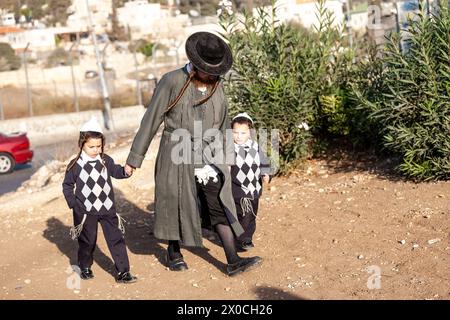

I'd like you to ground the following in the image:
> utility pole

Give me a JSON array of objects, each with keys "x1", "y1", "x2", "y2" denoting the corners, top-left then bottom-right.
[
  {"x1": 23, "y1": 43, "x2": 33, "y2": 117},
  {"x1": 69, "y1": 42, "x2": 80, "y2": 112},
  {"x1": 131, "y1": 42, "x2": 143, "y2": 106},
  {"x1": 127, "y1": 24, "x2": 142, "y2": 106},
  {"x1": 343, "y1": 0, "x2": 353, "y2": 53},
  {"x1": 132, "y1": 48, "x2": 142, "y2": 106},
  {"x1": 152, "y1": 42, "x2": 160, "y2": 76},
  {"x1": 86, "y1": 0, "x2": 114, "y2": 131},
  {"x1": 101, "y1": 42, "x2": 109, "y2": 68}
]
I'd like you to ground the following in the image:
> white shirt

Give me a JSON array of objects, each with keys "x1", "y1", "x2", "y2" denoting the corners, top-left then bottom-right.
[{"x1": 80, "y1": 151, "x2": 102, "y2": 164}]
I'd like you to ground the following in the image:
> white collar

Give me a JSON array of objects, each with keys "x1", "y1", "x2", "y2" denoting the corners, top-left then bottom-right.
[
  {"x1": 186, "y1": 62, "x2": 193, "y2": 73},
  {"x1": 80, "y1": 150, "x2": 101, "y2": 163},
  {"x1": 235, "y1": 139, "x2": 253, "y2": 149}
]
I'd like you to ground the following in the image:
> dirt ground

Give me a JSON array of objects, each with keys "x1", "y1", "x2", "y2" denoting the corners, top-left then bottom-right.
[{"x1": 0, "y1": 136, "x2": 449, "y2": 300}]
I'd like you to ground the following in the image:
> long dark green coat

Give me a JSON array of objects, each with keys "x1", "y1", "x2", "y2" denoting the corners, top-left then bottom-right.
[{"x1": 127, "y1": 66, "x2": 244, "y2": 247}]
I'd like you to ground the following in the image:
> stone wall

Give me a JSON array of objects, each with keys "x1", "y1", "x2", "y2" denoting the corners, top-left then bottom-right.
[{"x1": 0, "y1": 105, "x2": 146, "y2": 146}]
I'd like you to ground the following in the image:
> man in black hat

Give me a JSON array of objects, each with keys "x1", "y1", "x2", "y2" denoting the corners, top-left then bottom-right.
[{"x1": 125, "y1": 31, "x2": 262, "y2": 276}]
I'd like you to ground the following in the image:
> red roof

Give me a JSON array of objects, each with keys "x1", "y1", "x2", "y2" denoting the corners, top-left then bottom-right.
[{"x1": 0, "y1": 26, "x2": 24, "y2": 35}]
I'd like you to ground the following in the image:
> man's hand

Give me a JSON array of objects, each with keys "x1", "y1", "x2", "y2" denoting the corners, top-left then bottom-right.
[
  {"x1": 262, "y1": 174, "x2": 270, "y2": 184},
  {"x1": 125, "y1": 164, "x2": 135, "y2": 176}
]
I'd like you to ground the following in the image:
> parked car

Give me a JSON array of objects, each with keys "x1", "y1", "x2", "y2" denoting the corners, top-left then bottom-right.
[
  {"x1": 0, "y1": 132, "x2": 34, "y2": 174},
  {"x1": 84, "y1": 70, "x2": 98, "y2": 79}
]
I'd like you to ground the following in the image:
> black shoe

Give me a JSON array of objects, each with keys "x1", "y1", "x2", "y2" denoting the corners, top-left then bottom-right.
[
  {"x1": 116, "y1": 271, "x2": 137, "y2": 283},
  {"x1": 166, "y1": 253, "x2": 188, "y2": 271},
  {"x1": 80, "y1": 268, "x2": 94, "y2": 280},
  {"x1": 227, "y1": 256, "x2": 262, "y2": 276},
  {"x1": 236, "y1": 241, "x2": 255, "y2": 252}
]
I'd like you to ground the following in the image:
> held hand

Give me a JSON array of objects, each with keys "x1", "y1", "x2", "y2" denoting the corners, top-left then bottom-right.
[
  {"x1": 125, "y1": 164, "x2": 135, "y2": 176},
  {"x1": 262, "y1": 175, "x2": 270, "y2": 184}
]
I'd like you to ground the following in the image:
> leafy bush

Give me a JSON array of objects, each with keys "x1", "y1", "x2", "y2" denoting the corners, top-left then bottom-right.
[
  {"x1": 221, "y1": 0, "x2": 352, "y2": 173},
  {"x1": 346, "y1": 42, "x2": 386, "y2": 148},
  {"x1": 352, "y1": 1, "x2": 450, "y2": 180},
  {"x1": 45, "y1": 48, "x2": 70, "y2": 68},
  {"x1": 129, "y1": 39, "x2": 156, "y2": 59},
  {"x1": 0, "y1": 42, "x2": 21, "y2": 71}
]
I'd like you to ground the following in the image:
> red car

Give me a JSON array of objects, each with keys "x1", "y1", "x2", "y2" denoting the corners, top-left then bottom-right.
[{"x1": 0, "y1": 132, "x2": 34, "y2": 174}]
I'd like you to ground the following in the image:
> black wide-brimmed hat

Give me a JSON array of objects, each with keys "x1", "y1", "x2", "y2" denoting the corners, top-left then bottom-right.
[{"x1": 185, "y1": 31, "x2": 233, "y2": 76}]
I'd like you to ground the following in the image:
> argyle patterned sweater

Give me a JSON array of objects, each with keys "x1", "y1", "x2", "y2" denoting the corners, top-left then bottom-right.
[
  {"x1": 62, "y1": 153, "x2": 129, "y2": 215},
  {"x1": 231, "y1": 140, "x2": 272, "y2": 200}
]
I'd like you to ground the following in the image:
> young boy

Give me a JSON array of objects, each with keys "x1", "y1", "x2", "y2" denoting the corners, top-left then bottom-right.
[
  {"x1": 62, "y1": 117, "x2": 137, "y2": 283},
  {"x1": 231, "y1": 112, "x2": 272, "y2": 251}
]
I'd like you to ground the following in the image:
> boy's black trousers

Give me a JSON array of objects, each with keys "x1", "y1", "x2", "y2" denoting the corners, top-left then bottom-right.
[
  {"x1": 234, "y1": 197, "x2": 259, "y2": 244},
  {"x1": 74, "y1": 211, "x2": 130, "y2": 273}
]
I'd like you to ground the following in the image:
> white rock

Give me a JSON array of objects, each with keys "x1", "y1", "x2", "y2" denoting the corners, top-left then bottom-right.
[
  {"x1": 357, "y1": 255, "x2": 364, "y2": 260},
  {"x1": 50, "y1": 172, "x2": 63, "y2": 183},
  {"x1": 427, "y1": 238, "x2": 441, "y2": 245},
  {"x1": 24, "y1": 279, "x2": 31, "y2": 284},
  {"x1": 399, "y1": 240, "x2": 406, "y2": 245}
]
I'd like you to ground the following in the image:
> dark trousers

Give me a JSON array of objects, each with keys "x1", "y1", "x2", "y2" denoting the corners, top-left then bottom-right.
[
  {"x1": 74, "y1": 212, "x2": 130, "y2": 273},
  {"x1": 234, "y1": 197, "x2": 259, "y2": 243}
]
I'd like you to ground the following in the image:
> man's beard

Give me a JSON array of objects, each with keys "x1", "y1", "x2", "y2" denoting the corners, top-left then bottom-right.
[{"x1": 192, "y1": 72, "x2": 218, "y2": 88}]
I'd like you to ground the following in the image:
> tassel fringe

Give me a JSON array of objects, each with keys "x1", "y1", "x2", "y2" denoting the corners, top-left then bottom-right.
[
  {"x1": 116, "y1": 213, "x2": 126, "y2": 234},
  {"x1": 70, "y1": 214, "x2": 87, "y2": 240},
  {"x1": 240, "y1": 196, "x2": 256, "y2": 218}
]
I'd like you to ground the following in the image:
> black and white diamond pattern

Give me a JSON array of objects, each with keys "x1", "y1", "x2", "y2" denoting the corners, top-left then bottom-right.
[
  {"x1": 234, "y1": 141, "x2": 261, "y2": 196},
  {"x1": 76, "y1": 158, "x2": 113, "y2": 212}
]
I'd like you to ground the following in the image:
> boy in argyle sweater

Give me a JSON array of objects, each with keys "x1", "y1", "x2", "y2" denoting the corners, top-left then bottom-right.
[
  {"x1": 62, "y1": 117, "x2": 137, "y2": 283},
  {"x1": 230, "y1": 113, "x2": 272, "y2": 251}
]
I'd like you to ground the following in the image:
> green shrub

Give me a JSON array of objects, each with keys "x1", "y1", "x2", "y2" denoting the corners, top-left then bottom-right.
[
  {"x1": 221, "y1": 0, "x2": 352, "y2": 173},
  {"x1": 129, "y1": 39, "x2": 156, "y2": 59},
  {"x1": 0, "y1": 42, "x2": 21, "y2": 71},
  {"x1": 45, "y1": 48, "x2": 70, "y2": 68},
  {"x1": 352, "y1": 1, "x2": 450, "y2": 180}
]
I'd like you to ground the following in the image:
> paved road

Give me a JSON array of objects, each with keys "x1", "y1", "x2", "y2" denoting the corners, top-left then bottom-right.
[{"x1": 0, "y1": 129, "x2": 135, "y2": 196}]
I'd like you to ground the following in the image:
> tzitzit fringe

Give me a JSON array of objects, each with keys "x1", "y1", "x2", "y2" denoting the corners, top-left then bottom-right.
[
  {"x1": 70, "y1": 214, "x2": 87, "y2": 240},
  {"x1": 240, "y1": 195, "x2": 256, "y2": 218},
  {"x1": 116, "y1": 213, "x2": 126, "y2": 234}
]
